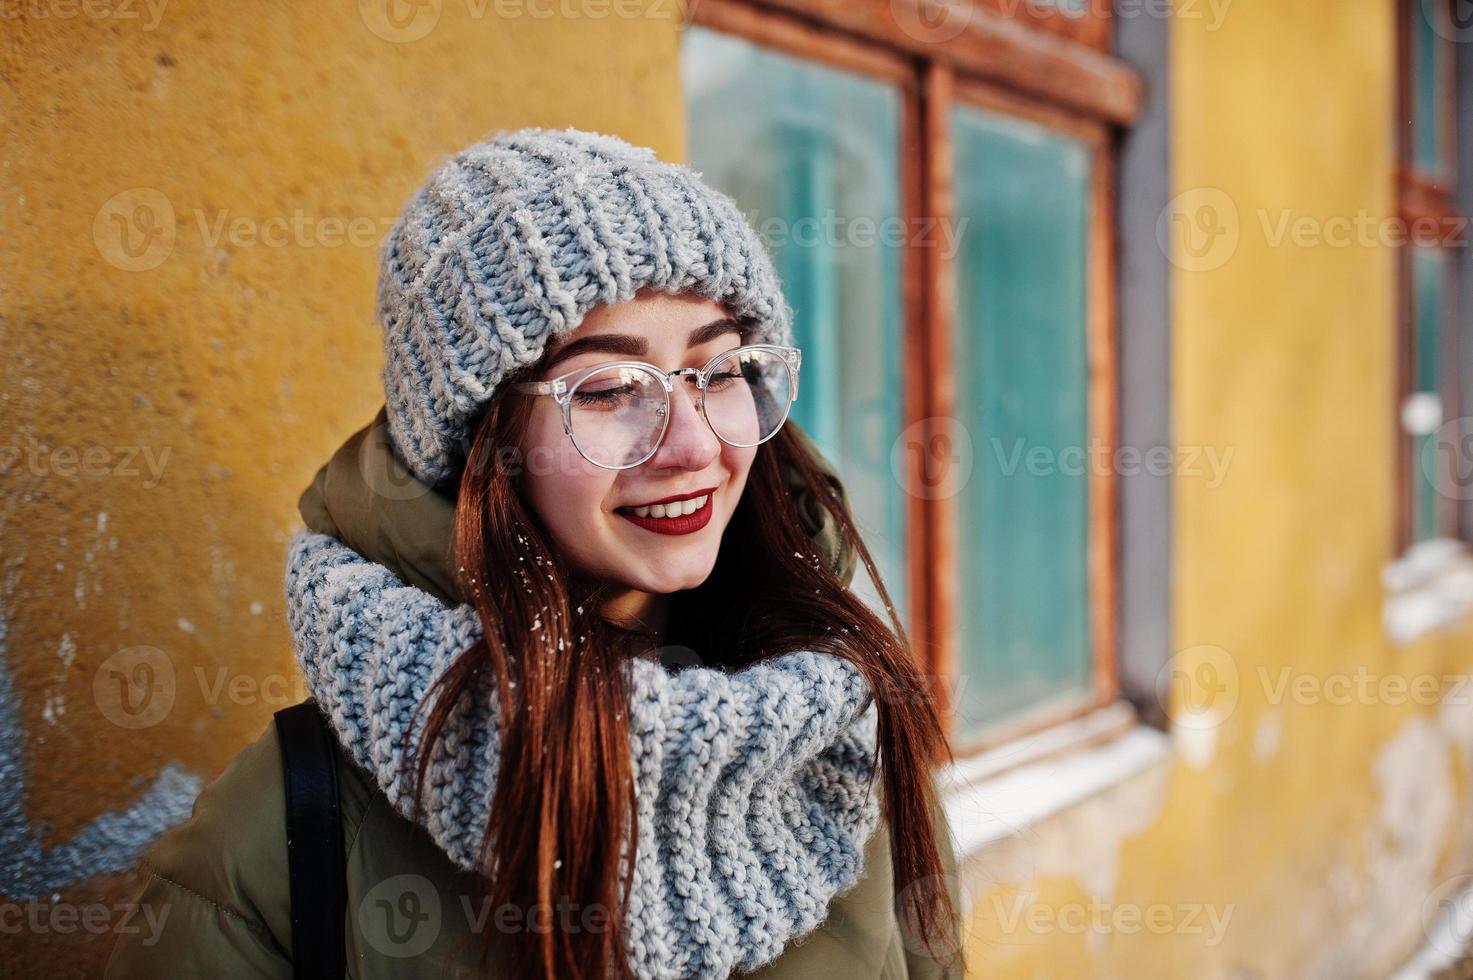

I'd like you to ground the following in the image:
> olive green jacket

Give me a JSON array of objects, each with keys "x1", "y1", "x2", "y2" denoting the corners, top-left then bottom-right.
[{"x1": 105, "y1": 410, "x2": 963, "y2": 979}]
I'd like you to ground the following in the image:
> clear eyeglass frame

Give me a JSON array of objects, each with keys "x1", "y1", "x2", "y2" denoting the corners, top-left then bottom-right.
[{"x1": 510, "y1": 343, "x2": 803, "y2": 470}]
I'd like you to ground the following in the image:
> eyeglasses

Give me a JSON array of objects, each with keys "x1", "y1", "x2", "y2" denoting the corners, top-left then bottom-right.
[{"x1": 510, "y1": 343, "x2": 802, "y2": 470}]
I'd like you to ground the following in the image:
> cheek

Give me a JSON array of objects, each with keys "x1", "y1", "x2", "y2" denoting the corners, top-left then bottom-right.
[
  {"x1": 519, "y1": 409, "x2": 614, "y2": 536},
  {"x1": 719, "y1": 445, "x2": 758, "y2": 503}
]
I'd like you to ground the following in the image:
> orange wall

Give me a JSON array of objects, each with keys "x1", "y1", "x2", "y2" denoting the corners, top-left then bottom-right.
[
  {"x1": 0, "y1": 4, "x2": 686, "y2": 975},
  {"x1": 5, "y1": 1, "x2": 1472, "y2": 978}
]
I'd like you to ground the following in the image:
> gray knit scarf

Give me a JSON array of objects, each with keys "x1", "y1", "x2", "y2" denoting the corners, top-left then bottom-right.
[{"x1": 283, "y1": 526, "x2": 883, "y2": 978}]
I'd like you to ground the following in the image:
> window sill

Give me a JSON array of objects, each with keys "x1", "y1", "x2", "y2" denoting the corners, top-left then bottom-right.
[
  {"x1": 1382, "y1": 538, "x2": 1473, "y2": 645},
  {"x1": 937, "y1": 700, "x2": 1172, "y2": 863}
]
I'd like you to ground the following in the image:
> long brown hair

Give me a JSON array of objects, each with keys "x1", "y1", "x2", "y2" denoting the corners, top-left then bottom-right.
[{"x1": 410, "y1": 328, "x2": 965, "y2": 979}]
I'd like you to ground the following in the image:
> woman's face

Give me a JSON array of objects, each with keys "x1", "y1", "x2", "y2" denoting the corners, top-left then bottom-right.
[{"x1": 517, "y1": 288, "x2": 757, "y2": 599}]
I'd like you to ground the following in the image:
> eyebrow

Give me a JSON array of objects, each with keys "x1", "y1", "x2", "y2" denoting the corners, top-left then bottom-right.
[{"x1": 542, "y1": 317, "x2": 747, "y2": 375}]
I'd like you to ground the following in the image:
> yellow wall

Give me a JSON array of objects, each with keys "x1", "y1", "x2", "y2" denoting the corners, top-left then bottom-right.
[
  {"x1": 0, "y1": 4, "x2": 685, "y2": 975},
  {"x1": 5, "y1": 1, "x2": 1471, "y2": 978},
  {"x1": 961, "y1": 0, "x2": 1473, "y2": 976}
]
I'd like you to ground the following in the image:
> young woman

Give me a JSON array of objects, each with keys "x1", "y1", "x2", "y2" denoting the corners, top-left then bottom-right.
[{"x1": 106, "y1": 127, "x2": 966, "y2": 979}]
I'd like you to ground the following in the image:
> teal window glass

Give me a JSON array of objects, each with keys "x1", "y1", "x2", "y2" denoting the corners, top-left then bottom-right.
[
  {"x1": 1411, "y1": 246, "x2": 1450, "y2": 542},
  {"x1": 951, "y1": 104, "x2": 1094, "y2": 735},
  {"x1": 1411, "y1": 0, "x2": 1448, "y2": 176},
  {"x1": 681, "y1": 27, "x2": 908, "y2": 624}
]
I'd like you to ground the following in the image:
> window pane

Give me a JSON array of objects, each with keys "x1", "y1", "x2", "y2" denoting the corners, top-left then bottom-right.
[
  {"x1": 1411, "y1": 246, "x2": 1449, "y2": 542},
  {"x1": 952, "y1": 105, "x2": 1093, "y2": 734},
  {"x1": 1412, "y1": 0, "x2": 1448, "y2": 175},
  {"x1": 682, "y1": 27, "x2": 908, "y2": 625}
]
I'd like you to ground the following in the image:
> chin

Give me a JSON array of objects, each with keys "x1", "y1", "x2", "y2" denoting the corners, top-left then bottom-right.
[{"x1": 627, "y1": 553, "x2": 718, "y2": 594}]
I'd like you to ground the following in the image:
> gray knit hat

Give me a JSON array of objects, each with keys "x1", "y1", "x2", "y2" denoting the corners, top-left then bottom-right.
[{"x1": 376, "y1": 125, "x2": 796, "y2": 487}]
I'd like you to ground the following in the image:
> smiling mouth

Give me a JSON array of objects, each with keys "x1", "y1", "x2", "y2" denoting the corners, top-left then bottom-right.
[
  {"x1": 614, "y1": 487, "x2": 718, "y2": 536},
  {"x1": 616, "y1": 493, "x2": 711, "y2": 519}
]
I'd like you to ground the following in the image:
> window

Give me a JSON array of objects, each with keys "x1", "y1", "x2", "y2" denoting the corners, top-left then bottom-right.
[
  {"x1": 950, "y1": 98, "x2": 1109, "y2": 737},
  {"x1": 682, "y1": 27, "x2": 910, "y2": 626},
  {"x1": 1396, "y1": 0, "x2": 1464, "y2": 547},
  {"x1": 680, "y1": 0, "x2": 1139, "y2": 751}
]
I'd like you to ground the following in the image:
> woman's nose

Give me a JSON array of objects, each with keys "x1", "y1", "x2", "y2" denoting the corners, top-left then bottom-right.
[{"x1": 647, "y1": 378, "x2": 720, "y2": 470}]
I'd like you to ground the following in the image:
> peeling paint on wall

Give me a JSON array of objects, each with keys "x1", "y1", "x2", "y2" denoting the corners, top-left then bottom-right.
[
  {"x1": 1371, "y1": 717, "x2": 1455, "y2": 908},
  {"x1": 0, "y1": 607, "x2": 201, "y2": 902},
  {"x1": 1439, "y1": 695, "x2": 1473, "y2": 870},
  {"x1": 1174, "y1": 719, "x2": 1221, "y2": 770},
  {"x1": 1026, "y1": 756, "x2": 1175, "y2": 899},
  {"x1": 962, "y1": 747, "x2": 1174, "y2": 916},
  {"x1": 1309, "y1": 716, "x2": 1457, "y2": 978}
]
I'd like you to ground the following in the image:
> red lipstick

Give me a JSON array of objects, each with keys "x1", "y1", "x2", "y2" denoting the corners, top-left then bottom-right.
[{"x1": 615, "y1": 487, "x2": 717, "y2": 536}]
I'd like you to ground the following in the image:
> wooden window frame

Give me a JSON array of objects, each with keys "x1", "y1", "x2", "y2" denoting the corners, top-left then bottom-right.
[
  {"x1": 684, "y1": 0, "x2": 1141, "y2": 756},
  {"x1": 1394, "y1": 0, "x2": 1465, "y2": 551},
  {"x1": 975, "y1": 0, "x2": 1115, "y2": 51}
]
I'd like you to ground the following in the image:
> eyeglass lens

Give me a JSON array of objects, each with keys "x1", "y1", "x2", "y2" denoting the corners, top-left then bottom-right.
[{"x1": 566, "y1": 348, "x2": 794, "y2": 468}]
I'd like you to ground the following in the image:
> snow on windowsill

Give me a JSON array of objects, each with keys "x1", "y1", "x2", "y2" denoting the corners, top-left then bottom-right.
[{"x1": 936, "y1": 701, "x2": 1172, "y2": 862}]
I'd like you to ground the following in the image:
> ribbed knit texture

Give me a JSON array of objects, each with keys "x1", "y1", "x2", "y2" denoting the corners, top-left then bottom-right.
[
  {"x1": 284, "y1": 528, "x2": 883, "y2": 979},
  {"x1": 377, "y1": 126, "x2": 796, "y2": 487}
]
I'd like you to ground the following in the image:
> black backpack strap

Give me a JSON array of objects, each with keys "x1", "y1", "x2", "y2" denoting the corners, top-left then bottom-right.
[{"x1": 274, "y1": 699, "x2": 347, "y2": 979}]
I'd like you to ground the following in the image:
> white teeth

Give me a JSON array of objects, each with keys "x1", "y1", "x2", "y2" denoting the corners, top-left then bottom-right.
[{"x1": 630, "y1": 494, "x2": 708, "y2": 519}]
